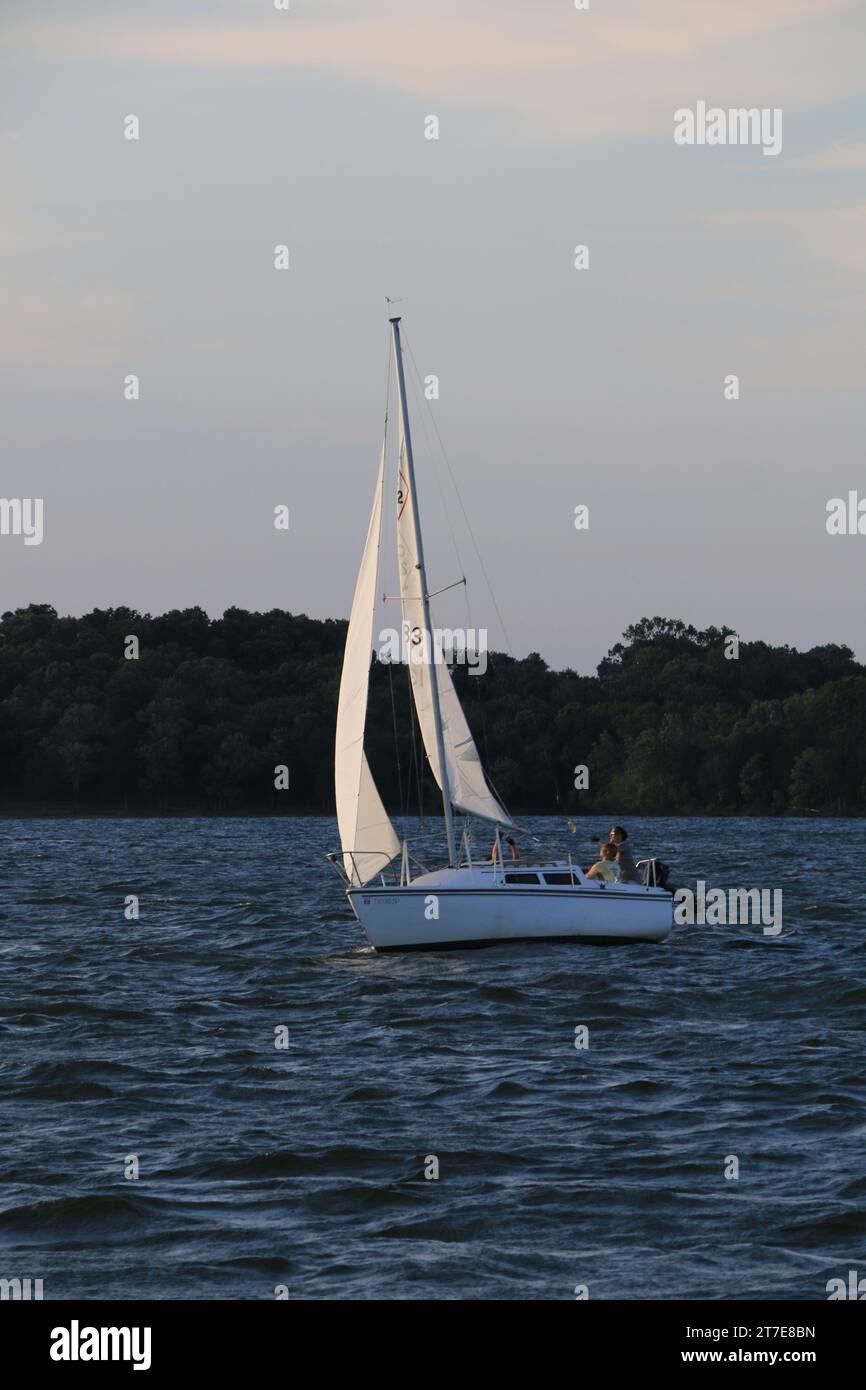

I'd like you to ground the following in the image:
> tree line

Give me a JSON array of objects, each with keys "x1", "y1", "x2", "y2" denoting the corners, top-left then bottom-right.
[{"x1": 1, "y1": 605, "x2": 864, "y2": 816}]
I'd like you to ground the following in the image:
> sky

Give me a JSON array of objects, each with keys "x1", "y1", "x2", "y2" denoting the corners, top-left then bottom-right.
[{"x1": 2, "y1": 0, "x2": 865, "y2": 673}]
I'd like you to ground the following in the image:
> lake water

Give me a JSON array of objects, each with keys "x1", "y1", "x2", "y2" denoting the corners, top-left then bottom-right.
[{"x1": 1, "y1": 814, "x2": 863, "y2": 1300}]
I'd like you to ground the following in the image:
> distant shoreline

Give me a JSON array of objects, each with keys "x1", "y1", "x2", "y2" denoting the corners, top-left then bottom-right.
[{"x1": 3, "y1": 608, "x2": 865, "y2": 818}]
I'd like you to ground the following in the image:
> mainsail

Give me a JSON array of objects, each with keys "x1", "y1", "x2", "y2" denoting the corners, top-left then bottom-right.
[
  {"x1": 395, "y1": 418, "x2": 514, "y2": 829},
  {"x1": 335, "y1": 444, "x2": 401, "y2": 886}
]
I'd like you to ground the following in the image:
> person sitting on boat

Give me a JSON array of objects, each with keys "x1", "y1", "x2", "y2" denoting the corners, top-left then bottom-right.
[
  {"x1": 610, "y1": 825, "x2": 636, "y2": 884},
  {"x1": 587, "y1": 842, "x2": 619, "y2": 883},
  {"x1": 490, "y1": 833, "x2": 520, "y2": 862}
]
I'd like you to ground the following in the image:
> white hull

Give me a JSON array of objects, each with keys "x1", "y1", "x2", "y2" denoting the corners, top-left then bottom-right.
[{"x1": 348, "y1": 868, "x2": 673, "y2": 951}]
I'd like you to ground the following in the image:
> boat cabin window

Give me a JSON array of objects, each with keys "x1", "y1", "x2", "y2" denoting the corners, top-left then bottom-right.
[
  {"x1": 543, "y1": 872, "x2": 577, "y2": 886},
  {"x1": 505, "y1": 872, "x2": 541, "y2": 885}
]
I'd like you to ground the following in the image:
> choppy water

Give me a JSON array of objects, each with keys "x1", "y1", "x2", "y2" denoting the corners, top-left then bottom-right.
[{"x1": 1, "y1": 815, "x2": 864, "y2": 1301}]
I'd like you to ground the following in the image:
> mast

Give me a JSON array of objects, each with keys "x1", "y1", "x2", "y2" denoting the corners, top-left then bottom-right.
[{"x1": 390, "y1": 316, "x2": 458, "y2": 869}]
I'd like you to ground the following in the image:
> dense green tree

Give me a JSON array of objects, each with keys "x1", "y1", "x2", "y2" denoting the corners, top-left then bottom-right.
[{"x1": 1, "y1": 604, "x2": 864, "y2": 815}]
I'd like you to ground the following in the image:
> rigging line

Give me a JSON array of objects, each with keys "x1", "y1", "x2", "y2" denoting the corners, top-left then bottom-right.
[
  {"x1": 403, "y1": 331, "x2": 514, "y2": 827},
  {"x1": 405, "y1": 672, "x2": 417, "y2": 822},
  {"x1": 402, "y1": 330, "x2": 514, "y2": 658},
  {"x1": 398, "y1": 337, "x2": 476, "y2": 644},
  {"x1": 461, "y1": 645, "x2": 516, "y2": 826},
  {"x1": 398, "y1": 342, "x2": 462, "y2": 828},
  {"x1": 400, "y1": 331, "x2": 489, "y2": 718},
  {"x1": 386, "y1": 657, "x2": 407, "y2": 821},
  {"x1": 401, "y1": 339, "x2": 479, "y2": 700},
  {"x1": 409, "y1": 665, "x2": 425, "y2": 821},
  {"x1": 472, "y1": 645, "x2": 493, "y2": 770},
  {"x1": 401, "y1": 340, "x2": 466, "y2": 594}
]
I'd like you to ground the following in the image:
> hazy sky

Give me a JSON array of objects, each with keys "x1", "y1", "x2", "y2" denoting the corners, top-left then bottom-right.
[{"x1": 2, "y1": 0, "x2": 865, "y2": 672}]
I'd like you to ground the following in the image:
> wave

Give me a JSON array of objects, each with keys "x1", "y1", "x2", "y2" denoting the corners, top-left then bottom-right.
[{"x1": 0, "y1": 1192, "x2": 167, "y2": 1233}]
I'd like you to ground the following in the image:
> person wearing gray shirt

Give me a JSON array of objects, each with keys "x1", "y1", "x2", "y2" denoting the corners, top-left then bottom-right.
[{"x1": 610, "y1": 825, "x2": 637, "y2": 884}]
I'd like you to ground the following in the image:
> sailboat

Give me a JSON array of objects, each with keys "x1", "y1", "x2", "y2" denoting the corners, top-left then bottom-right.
[{"x1": 328, "y1": 317, "x2": 673, "y2": 951}]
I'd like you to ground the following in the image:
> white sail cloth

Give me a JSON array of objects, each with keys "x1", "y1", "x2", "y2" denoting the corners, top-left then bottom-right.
[
  {"x1": 335, "y1": 445, "x2": 401, "y2": 886},
  {"x1": 396, "y1": 422, "x2": 514, "y2": 828}
]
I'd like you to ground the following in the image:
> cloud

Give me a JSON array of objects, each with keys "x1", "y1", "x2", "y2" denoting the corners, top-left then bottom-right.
[
  {"x1": 793, "y1": 141, "x2": 866, "y2": 170},
  {"x1": 673, "y1": 201, "x2": 866, "y2": 307},
  {"x1": 0, "y1": 223, "x2": 49, "y2": 253},
  {"x1": 3, "y1": 0, "x2": 865, "y2": 143},
  {"x1": 801, "y1": 203, "x2": 866, "y2": 276},
  {"x1": 0, "y1": 291, "x2": 132, "y2": 367},
  {"x1": 679, "y1": 200, "x2": 866, "y2": 280}
]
